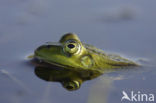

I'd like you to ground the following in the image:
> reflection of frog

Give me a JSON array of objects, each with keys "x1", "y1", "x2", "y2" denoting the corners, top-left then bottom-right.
[
  {"x1": 32, "y1": 33, "x2": 138, "y2": 91},
  {"x1": 34, "y1": 64, "x2": 102, "y2": 91}
]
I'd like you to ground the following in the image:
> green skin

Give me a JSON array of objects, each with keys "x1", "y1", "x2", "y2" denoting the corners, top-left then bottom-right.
[
  {"x1": 33, "y1": 33, "x2": 138, "y2": 91},
  {"x1": 34, "y1": 33, "x2": 138, "y2": 73}
]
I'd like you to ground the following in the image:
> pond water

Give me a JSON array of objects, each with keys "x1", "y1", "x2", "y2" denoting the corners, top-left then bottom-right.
[{"x1": 0, "y1": 0, "x2": 156, "y2": 103}]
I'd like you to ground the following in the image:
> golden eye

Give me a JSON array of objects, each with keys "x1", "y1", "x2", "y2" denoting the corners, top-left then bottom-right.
[
  {"x1": 62, "y1": 81, "x2": 81, "y2": 91},
  {"x1": 63, "y1": 40, "x2": 81, "y2": 54}
]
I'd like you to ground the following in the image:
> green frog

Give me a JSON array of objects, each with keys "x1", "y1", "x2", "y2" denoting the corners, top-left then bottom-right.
[
  {"x1": 32, "y1": 33, "x2": 138, "y2": 91},
  {"x1": 34, "y1": 33, "x2": 138, "y2": 71}
]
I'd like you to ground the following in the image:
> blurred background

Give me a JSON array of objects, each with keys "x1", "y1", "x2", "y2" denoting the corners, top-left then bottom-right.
[{"x1": 0, "y1": 0, "x2": 156, "y2": 103}]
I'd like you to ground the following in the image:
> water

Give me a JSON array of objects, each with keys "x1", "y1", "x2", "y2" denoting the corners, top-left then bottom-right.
[{"x1": 0, "y1": 0, "x2": 156, "y2": 103}]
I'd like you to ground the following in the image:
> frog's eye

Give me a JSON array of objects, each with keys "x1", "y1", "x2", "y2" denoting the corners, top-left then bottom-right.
[
  {"x1": 63, "y1": 40, "x2": 81, "y2": 54},
  {"x1": 62, "y1": 80, "x2": 81, "y2": 91}
]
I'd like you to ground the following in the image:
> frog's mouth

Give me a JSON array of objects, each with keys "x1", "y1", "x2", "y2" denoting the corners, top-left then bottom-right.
[{"x1": 34, "y1": 56, "x2": 78, "y2": 70}]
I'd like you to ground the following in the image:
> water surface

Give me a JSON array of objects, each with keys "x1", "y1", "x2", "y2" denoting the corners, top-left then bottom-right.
[{"x1": 0, "y1": 0, "x2": 156, "y2": 103}]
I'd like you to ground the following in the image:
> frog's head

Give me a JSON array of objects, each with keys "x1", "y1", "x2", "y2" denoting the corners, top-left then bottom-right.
[{"x1": 34, "y1": 33, "x2": 93, "y2": 69}]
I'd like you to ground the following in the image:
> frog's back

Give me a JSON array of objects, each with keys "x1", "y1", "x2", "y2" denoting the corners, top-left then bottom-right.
[
  {"x1": 83, "y1": 43, "x2": 106, "y2": 56},
  {"x1": 83, "y1": 43, "x2": 138, "y2": 69}
]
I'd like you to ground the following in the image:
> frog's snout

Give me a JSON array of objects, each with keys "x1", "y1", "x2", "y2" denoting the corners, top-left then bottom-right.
[
  {"x1": 35, "y1": 45, "x2": 49, "y2": 53},
  {"x1": 35, "y1": 45, "x2": 41, "y2": 50},
  {"x1": 36, "y1": 45, "x2": 50, "y2": 51}
]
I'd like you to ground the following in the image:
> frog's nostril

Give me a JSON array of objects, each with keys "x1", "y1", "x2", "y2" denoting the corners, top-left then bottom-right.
[{"x1": 68, "y1": 44, "x2": 75, "y2": 48}]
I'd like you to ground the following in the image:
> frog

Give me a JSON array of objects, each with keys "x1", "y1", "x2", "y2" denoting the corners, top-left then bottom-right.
[
  {"x1": 32, "y1": 33, "x2": 139, "y2": 91},
  {"x1": 34, "y1": 33, "x2": 138, "y2": 72}
]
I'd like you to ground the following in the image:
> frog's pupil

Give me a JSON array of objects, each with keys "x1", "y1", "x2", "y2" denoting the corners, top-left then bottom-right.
[
  {"x1": 66, "y1": 85, "x2": 73, "y2": 89},
  {"x1": 68, "y1": 44, "x2": 75, "y2": 49}
]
